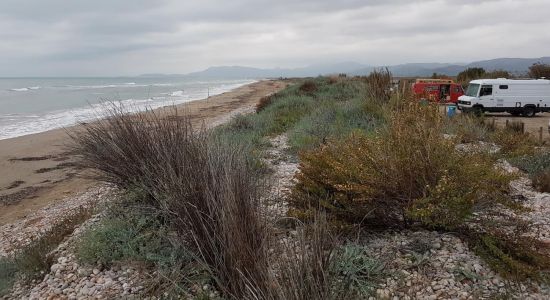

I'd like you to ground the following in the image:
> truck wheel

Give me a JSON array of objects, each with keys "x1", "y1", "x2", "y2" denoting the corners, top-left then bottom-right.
[{"x1": 522, "y1": 106, "x2": 536, "y2": 117}]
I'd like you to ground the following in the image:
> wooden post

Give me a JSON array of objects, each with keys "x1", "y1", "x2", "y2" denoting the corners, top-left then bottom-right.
[
  {"x1": 506, "y1": 119, "x2": 509, "y2": 128},
  {"x1": 492, "y1": 118, "x2": 496, "y2": 128},
  {"x1": 540, "y1": 126, "x2": 544, "y2": 144},
  {"x1": 521, "y1": 122, "x2": 525, "y2": 134}
]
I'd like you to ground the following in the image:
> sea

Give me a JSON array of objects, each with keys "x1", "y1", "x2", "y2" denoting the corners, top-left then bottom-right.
[{"x1": 0, "y1": 77, "x2": 257, "y2": 140}]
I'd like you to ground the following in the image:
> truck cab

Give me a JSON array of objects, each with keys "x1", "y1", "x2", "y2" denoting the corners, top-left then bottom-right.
[{"x1": 457, "y1": 78, "x2": 550, "y2": 117}]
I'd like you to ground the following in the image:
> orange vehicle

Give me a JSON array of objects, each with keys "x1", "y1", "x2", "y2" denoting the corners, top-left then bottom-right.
[{"x1": 411, "y1": 79, "x2": 464, "y2": 103}]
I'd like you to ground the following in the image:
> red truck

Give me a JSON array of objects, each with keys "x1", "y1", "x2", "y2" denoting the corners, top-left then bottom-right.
[{"x1": 412, "y1": 79, "x2": 464, "y2": 103}]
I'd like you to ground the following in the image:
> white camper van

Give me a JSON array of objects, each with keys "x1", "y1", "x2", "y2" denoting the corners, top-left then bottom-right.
[{"x1": 457, "y1": 79, "x2": 550, "y2": 117}]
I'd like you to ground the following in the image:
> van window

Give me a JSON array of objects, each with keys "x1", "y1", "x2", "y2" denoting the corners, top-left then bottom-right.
[
  {"x1": 499, "y1": 85, "x2": 508, "y2": 89},
  {"x1": 480, "y1": 85, "x2": 493, "y2": 97},
  {"x1": 424, "y1": 85, "x2": 438, "y2": 92},
  {"x1": 465, "y1": 84, "x2": 480, "y2": 97}
]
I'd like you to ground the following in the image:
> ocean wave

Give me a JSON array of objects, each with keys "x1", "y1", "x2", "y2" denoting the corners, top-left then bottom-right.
[
  {"x1": 62, "y1": 83, "x2": 148, "y2": 90},
  {"x1": 170, "y1": 90, "x2": 184, "y2": 97},
  {"x1": 0, "y1": 79, "x2": 257, "y2": 140},
  {"x1": 9, "y1": 86, "x2": 41, "y2": 92}
]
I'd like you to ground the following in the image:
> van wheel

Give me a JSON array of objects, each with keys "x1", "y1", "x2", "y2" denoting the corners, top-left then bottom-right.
[
  {"x1": 522, "y1": 106, "x2": 536, "y2": 117},
  {"x1": 472, "y1": 106, "x2": 484, "y2": 116}
]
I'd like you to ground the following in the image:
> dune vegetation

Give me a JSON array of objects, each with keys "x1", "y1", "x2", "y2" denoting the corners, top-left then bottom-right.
[{"x1": 3, "y1": 73, "x2": 550, "y2": 299}]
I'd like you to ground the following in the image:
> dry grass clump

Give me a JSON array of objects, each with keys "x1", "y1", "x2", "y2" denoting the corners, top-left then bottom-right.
[
  {"x1": 299, "y1": 80, "x2": 318, "y2": 94},
  {"x1": 71, "y1": 106, "x2": 272, "y2": 298},
  {"x1": 532, "y1": 170, "x2": 550, "y2": 193},
  {"x1": 256, "y1": 94, "x2": 276, "y2": 113},
  {"x1": 364, "y1": 68, "x2": 392, "y2": 103},
  {"x1": 444, "y1": 114, "x2": 495, "y2": 143},
  {"x1": 70, "y1": 106, "x2": 199, "y2": 206}
]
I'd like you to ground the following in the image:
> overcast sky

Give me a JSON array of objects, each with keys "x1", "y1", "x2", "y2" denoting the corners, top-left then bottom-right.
[{"x1": 0, "y1": 0, "x2": 549, "y2": 76}]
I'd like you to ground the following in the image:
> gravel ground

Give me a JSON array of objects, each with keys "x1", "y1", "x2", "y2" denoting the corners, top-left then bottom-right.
[
  {"x1": 363, "y1": 230, "x2": 549, "y2": 300},
  {"x1": 264, "y1": 138, "x2": 550, "y2": 299},
  {"x1": 0, "y1": 185, "x2": 112, "y2": 258},
  {"x1": 4, "y1": 136, "x2": 550, "y2": 299},
  {"x1": 262, "y1": 134, "x2": 298, "y2": 223},
  {"x1": 6, "y1": 213, "x2": 147, "y2": 300}
]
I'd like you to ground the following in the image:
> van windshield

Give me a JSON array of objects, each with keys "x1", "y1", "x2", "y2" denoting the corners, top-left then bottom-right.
[{"x1": 465, "y1": 84, "x2": 480, "y2": 97}]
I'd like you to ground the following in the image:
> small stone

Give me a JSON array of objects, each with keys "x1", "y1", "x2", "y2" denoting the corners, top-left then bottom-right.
[
  {"x1": 77, "y1": 268, "x2": 91, "y2": 277},
  {"x1": 80, "y1": 287, "x2": 89, "y2": 295},
  {"x1": 51, "y1": 264, "x2": 62, "y2": 272},
  {"x1": 93, "y1": 268, "x2": 100, "y2": 275},
  {"x1": 473, "y1": 264, "x2": 483, "y2": 272}
]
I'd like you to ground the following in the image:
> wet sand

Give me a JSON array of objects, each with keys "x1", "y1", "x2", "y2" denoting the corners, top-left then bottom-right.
[{"x1": 0, "y1": 80, "x2": 288, "y2": 225}]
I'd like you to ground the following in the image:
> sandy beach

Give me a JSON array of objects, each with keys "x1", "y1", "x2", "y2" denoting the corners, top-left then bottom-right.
[{"x1": 0, "y1": 79, "x2": 288, "y2": 225}]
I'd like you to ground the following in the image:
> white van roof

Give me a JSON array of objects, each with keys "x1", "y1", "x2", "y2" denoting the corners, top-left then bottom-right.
[{"x1": 470, "y1": 78, "x2": 550, "y2": 85}]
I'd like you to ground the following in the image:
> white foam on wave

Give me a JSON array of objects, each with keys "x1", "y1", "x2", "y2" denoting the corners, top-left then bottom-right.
[
  {"x1": 9, "y1": 86, "x2": 41, "y2": 92},
  {"x1": 170, "y1": 90, "x2": 184, "y2": 97},
  {"x1": 62, "y1": 82, "x2": 174, "y2": 90},
  {"x1": 0, "y1": 79, "x2": 257, "y2": 140}
]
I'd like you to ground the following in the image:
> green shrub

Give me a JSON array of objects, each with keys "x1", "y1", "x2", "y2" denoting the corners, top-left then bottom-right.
[
  {"x1": 0, "y1": 258, "x2": 17, "y2": 296},
  {"x1": 290, "y1": 98, "x2": 515, "y2": 229},
  {"x1": 489, "y1": 128, "x2": 536, "y2": 157},
  {"x1": 290, "y1": 99, "x2": 454, "y2": 226},
  {"x1": 288, "y1": 98, "x2": 379, "y2": 153},
  {"x1": 258, "y1": 95, "x2": 315, "y2": 135},
  {"x1": 509, "y1": 151, "x2": 550, "y2": 192},
  {"x1": 408, "y1": 154, "x2": 515, "y2": 229},
  {"x1": 444, "y1": 114, "x2": 495, "y2": 143},
  {"x1": 509, "y1": 151, "x2": 550, "y2": 176},
  {"x1": 470, "y1": 223, "x2": 550, "y2": 281},
  {"x1": 76, "y1": 210, "x2": 182, "y2": 267},
  {"x1": 330, "y1": 244, "x2": 386, "y2": 297}
]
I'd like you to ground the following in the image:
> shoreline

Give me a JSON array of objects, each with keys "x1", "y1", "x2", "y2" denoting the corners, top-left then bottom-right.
[
  {"x1": 0, "y1": 79, "x2": 258, "y2": 141},
  {"x1": 0, "y1": 79, "x2": 288, "y2": 225}
]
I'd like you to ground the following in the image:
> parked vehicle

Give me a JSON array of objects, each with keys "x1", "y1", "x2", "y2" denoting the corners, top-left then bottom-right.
[
  {"x1": 457, "y1": 78, "x2": 550, "y2": 117},
  {"x1": 411, "y1": 79, "x2": 464, "y2": 103}
]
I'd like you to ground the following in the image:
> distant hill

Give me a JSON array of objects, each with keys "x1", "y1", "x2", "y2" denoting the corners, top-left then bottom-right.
[
  {"x1": 142, "y1": 57, "x2": 550, "y2": 79},
  {"x1": 184, "y1": 62, "x2": 367, "y2": 79}
]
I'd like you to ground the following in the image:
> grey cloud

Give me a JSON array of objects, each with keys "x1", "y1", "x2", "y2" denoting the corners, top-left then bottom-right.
[{"x1": 0, "y1": 0, "x2": 548, "y2": 76}]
